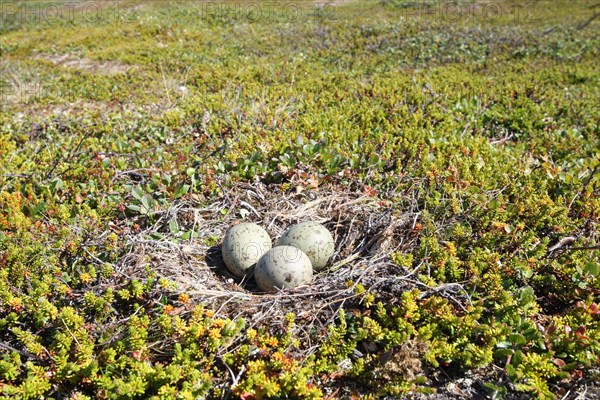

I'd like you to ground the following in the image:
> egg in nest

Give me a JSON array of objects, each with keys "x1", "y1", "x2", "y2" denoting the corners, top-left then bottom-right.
[
  {"x1": 276, "y1": 221, "x2": 334, "y2": 271},
  {"x1": 221, "y1": 223, "x2": 272, "y2": 278},
  {"x1": 254, "y1": 245, "x2": 313, "y2": 291}
]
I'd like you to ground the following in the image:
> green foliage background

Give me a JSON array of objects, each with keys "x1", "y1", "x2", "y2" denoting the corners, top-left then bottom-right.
[{"x1": 0, "y1": 0, "x2": 599, "y2": 398}]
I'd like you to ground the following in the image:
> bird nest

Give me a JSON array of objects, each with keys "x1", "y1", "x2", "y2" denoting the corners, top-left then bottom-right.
[{"x1": 114, "y1": 181, "x2": 432, "y2": 345}]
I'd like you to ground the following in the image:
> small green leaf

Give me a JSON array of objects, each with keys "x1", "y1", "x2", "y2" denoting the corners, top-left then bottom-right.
[
  {"x1": 495, "y1": 348, "x2": 513, "y2": 358},
  {"x1": 522, "y1": 267, "x2": 533, "y2": 279},
  {"x1": 169, "y1": 219, "x2": 179, "y2": 234},
  {"x1": 505, "y1": 363, "x2": 516, "y2": 379},
  {"x1": 49, "y1": 178, "x2": 64, "y2": 194},
  {"x1": 496, "y1": 341, "x2": 512, "y2": 349},
  {"x1": 584, "y1": 263, "x2": 599, "y2": 277},
  {"x1": 174, "y1": 183, "x2": 190, "y2": 199},
  {"x1": 181, "y1": 230, "x2": 198, "y2": 240},
  {"x1": 508, "y1": 333, "x2": 526, "y2": 346},
  {"x1": 519, "y1": 286, "x2": 536, "y2": 304},
  {"x1": 132, "y1": 185, "x2": 144, "y2": 201},
  {"x1": 126, "y1": 204, "x2": 141, "y2": 213},
  {"x1": 369, "y1": 153, "x2": 379, "y2": 166},
  {"x1": 141, "y1": 194, "x2": 153, "y2": 210},
  {"x1": 483, "y1": 382, "x2": 507, "y2": 397}
]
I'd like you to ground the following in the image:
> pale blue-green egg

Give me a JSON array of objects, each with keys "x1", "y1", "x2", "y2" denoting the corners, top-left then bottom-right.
[
  {"x1": 222, "y1": 223, "x2": 271, "y2": 278},
  {"x1": 255, "y1": 245, "x2": 313, "y2": 291},
  {"x1": 276, "y1": 221, "x2": 334, "y2": 271}
]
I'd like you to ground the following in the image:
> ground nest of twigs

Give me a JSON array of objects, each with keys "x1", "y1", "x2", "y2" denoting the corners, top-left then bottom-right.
[{"x1": 116, "y1": 181, "x2": 436, "y2": 343}]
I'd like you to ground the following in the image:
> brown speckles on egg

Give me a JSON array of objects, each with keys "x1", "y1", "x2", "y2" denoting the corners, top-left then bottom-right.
[
  {"x1": 255, "y1": 246, "x2": 313, "y2": 292},
  {"x1": 276, "y1": 221, "x2": 334, "y2": 271},
  {"x1": 222, "y1": 223, "x2": 272, "y2": 278}
]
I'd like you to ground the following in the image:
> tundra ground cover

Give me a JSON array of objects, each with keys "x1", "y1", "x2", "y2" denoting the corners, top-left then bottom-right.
[{"x1": 0, "y1": 1, "x2": 599, "y2": 398}]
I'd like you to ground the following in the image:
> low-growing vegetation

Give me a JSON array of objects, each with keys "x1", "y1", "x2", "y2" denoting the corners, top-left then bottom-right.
[{"x1": 0, "y1": 0, "x2": 599, "y2": 398}]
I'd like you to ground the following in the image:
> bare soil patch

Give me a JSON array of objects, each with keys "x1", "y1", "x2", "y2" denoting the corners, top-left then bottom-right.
[{"x1": 41, "y1": 52, "x2": 131, "y2": 75}]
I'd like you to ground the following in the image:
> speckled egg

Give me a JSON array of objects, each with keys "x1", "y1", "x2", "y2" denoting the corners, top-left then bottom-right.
[
  {"x1": 276, "y1": 221, "x2": 334, "y2": 271},
  {"x1": 222, "y1": 223, "x2": 272, "y2": 278},
  {"x1": 254, "y1": 246, "x2": 313, "y2": 292}
]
